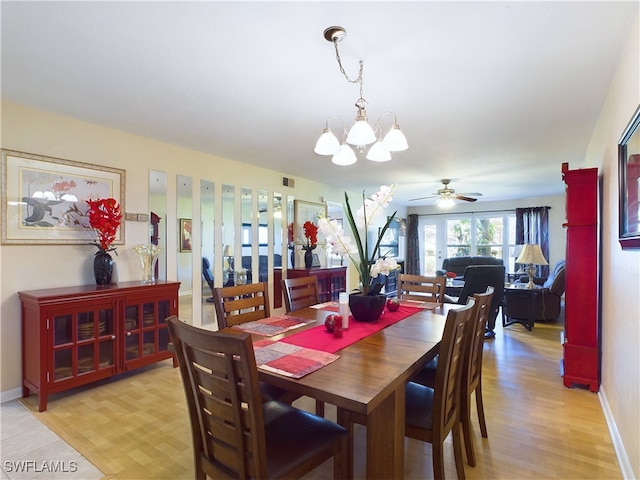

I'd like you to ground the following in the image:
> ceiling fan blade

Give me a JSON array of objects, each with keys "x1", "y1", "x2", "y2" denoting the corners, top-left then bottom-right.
[
  {"x1": 457, "y1": 192, "x2": 483, "y2": 197},
  {"x1": 455, "y1": 195, "x2": 478, "y2": 202},
  {"x1": 409, "y1": 195, "x2": 438, "y2": 202}
]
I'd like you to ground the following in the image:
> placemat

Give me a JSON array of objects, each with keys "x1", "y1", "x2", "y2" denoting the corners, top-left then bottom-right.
[
  {"x1": 253, "y1": 338, "x2": 340, "y2": 378},
  {"x1": 231, "y1": 315, "x2": 312, "y2": 337},
  {"x1": 310, "y1": 301, "x2": 339, "y2": 312},
  {"x1": 281, "y1": 305, "x2": 422, "y2": 354},
  {"x1": 398, "y1": 300, "x2": 442, "y2": 309}
]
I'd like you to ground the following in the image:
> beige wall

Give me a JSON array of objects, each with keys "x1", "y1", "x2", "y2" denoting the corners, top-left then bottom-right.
[
  {"x1": 585, "y1": 14, "x2": 639, "y2": 479},
  {"x1": 0, "y1": 101, "x2": 363, "y2": 397}
]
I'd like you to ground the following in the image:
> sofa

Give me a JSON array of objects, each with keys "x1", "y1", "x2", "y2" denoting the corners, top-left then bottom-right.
[{"x1": 436, "y1": 256, "x2": 504, "y2": 280}]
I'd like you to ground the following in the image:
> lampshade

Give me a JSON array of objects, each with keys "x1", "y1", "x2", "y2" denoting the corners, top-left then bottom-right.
[
  {"x1": 366, "y1": 140, "x2": 392, "y2": 162},
  {"x1": 515, "y1": 244, "x2": 548, "y2": 265},
  {"x1": 382, "y1": 124, "x2": 409, "y2": 151},
  {"x1": 314, "y1": 128, "x2": 341, "y2": 155},
  {"x1": 331, "y1": 142, "x2": 357, "y2": 166},
  {"x1": 346, "y1": 118, "x2": 376, "y2": 146},
  {"x1": 223, "y1": 245, "x2": 233, "y2": 257}
]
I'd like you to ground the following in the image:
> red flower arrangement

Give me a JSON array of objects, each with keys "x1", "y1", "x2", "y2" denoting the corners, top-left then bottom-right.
[
  {"x1": 303, "y1": 220, "x2": 318, "y2": 248},
  {"x1": 86, "y1": 198, "x2": 122, "y2": 253}
]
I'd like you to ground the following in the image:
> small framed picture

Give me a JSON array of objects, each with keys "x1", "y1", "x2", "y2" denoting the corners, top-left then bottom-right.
[{"x1": 179, "y1": 218, "x2": 192, "y2": 252}]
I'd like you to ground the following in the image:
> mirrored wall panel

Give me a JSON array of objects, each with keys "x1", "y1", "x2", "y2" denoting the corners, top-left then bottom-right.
[
  {"x1": 222, "y1": 184, "x2": 235, "y2": 287},
  {"x1": 258, "y1": 189, "x2": 269, "y2": 285},
  {"x1": 177, "y1": 175, "x2": 193, "y2": 305},
  {"x1": 148, "y1": 170, "x2": 167, "y2": 281},
  {"x1": 239, "y1": 187, "x2": 252, "y2": 285},
  {"x1": 201, "y1": 179, "x2": 215, "y2": 325},
  {"x1": 273, "y1": 191, "x2": 284, "y2": 273}
]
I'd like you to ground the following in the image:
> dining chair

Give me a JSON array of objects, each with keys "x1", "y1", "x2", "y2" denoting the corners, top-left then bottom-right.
[
  {"x1": 340, "y1": 298, "x2": 476, "y2": 480},
  {"x1": 212, "y1": 282, "x2": 271, "y2": 329},
  {"x1": 282, "y1": 275, "x2": 320, "y2": 312},
  {"x1": 166, "y1": 317, "x2": 348, "y2": 480},
  {"x1": 398, "y1": 273, "x2": 446, "y2": 303},
  {"x1": 412, "y1": 287, "x2": 494, "y2": 467},
  {"x1": 213, "y1": 282, "x2": 324, "y2": 415},
  {"x1": 281, "y1": 275, "x2": 326, "y2": 417}
]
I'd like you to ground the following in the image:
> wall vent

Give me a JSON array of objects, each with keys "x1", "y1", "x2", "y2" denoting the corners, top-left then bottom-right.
[{"x1": 282, "y1": 176, "x2": 295, "y2": 188}]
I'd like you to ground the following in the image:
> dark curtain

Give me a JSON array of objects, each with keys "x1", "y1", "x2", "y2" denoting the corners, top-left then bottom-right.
[
  {"x1": 406, "y1": 214, "x2": 420, "y2": 275},
  {"x1": 515, "y1": 207, "x2": 550, "y2": 277}
]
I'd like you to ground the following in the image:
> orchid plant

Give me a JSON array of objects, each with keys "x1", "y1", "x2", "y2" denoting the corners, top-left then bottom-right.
[
  {"x1": 318, "y1": 185, "x2": 399, "y2": 295},
  {"x1": 84, "y1": 198, "x2": 122, "y2": 254}
]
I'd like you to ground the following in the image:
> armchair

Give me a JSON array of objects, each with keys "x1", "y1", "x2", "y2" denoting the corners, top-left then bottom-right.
[
  {"x1": 503, "y1": 260, "x2": 565, "y2": 329},
  {"x1": 444, "y1": 265, "x2": 505, "y2": 339}
]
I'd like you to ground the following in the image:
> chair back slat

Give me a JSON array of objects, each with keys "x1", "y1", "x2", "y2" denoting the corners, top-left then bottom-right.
[
  {"x1": 213, "y1": 282, "x2": 271, "y2": 330},
  {"x1": 282, "y1": 276, "x2": 320, "y2": 312},
  {"x1": 468, "y1": 287, "x2": 494, "y2": 389},
  {"x1": 398, "y1": 273, "x2": 446, "y2": 303}
]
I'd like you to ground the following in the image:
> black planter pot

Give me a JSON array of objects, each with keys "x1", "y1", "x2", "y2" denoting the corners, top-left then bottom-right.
[
  {"x1": 304, "y1": 248, "x2": 314, "y2": 269},
  {"x1": 349, "y1": 293, "x2": 386, "y2": 322},
  {"x1": 94, "y1": 250, "x2": 114, "y2": 286}
]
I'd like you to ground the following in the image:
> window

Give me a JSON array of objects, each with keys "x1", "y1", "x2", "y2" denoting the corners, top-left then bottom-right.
[{"x1": 419, "y1": 211, "x2": 516, "y2": 275}]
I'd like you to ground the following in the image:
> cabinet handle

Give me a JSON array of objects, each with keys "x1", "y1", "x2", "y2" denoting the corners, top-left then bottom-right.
[
  {"x1": 111, "y1": 335, "x2": 116, "y2": 340},
  {"x1": 126, "y1": 332, "x2": 131, "y2": 337}
]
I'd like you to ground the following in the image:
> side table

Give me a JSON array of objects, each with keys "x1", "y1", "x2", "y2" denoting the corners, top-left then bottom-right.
[{"x1": 502, "y1": 284, "x2": 544, "y2": 331}]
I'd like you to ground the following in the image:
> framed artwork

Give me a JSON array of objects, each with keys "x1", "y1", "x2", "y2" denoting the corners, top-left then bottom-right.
[
  {"x1": 293, "y1": 200, "x2": 327, "y2": 245},
  {"x1": 179, "y1": 218, "x2": 192, "y2": 252},
  {"x1": 1, "y1": 149, "x2": 126, "y2": 245},
  {"x1": 618, "y1": 105, "x2": 640, "y2": 249}
]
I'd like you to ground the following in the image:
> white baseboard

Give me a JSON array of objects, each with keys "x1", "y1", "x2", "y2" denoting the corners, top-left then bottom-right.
[
  {"x1": 0, "y1": 387, "x2": 23, "y2": 405},
  {"x1": 599, "y1": 386, "x2": 635, "y2": 479}
]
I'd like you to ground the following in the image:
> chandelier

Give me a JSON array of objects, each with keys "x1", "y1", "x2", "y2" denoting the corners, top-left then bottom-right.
[{"x1": 314, "y1": 26, "x2": 408, "y2": 166}]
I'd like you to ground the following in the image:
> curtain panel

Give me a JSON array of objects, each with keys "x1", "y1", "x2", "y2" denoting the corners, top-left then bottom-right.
[
  {"x1": 406, "y1": 214, "x2": 420, "y2": 275},
  {"x1": 515, "y1": 206, "x2": 550, "y2": 277}
]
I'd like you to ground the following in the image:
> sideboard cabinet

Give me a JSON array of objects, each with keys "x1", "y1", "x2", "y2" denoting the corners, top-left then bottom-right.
[
  {"x1": 273, "y1": 266, "x2": 347, "y2": 308},
  {"x1": 19, "y1": 281, "x2": 180, "y2": 411}
]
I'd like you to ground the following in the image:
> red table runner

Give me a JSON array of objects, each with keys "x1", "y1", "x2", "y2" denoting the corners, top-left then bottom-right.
[{"x1": 281, "y1": 305, "x2": 422, "y2": 354}]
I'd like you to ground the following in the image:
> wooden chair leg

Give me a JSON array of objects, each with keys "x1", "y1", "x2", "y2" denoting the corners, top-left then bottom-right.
[
  {"x1": 475, "y1": 383, "x2": 488, "y2": 438},
  {"x1": 315, "y1": 399, "x2": 325, "y2": 418},
  {"x1": 333, "y1": 435, "x2": 349, "y2": 479},
  {"x1": 452, "y1": 422, "x2": 467, "y2": 480},
  {"x1": 460, "y1": 393, "x2": 476, "y2": 467},
  {"x1": 432, "y1": 440, "x2": 446, "y2": 480}
]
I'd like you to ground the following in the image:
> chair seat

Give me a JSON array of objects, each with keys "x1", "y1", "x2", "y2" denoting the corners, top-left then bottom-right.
[
  {"x1": 263, "y1": 401, "x2": 348, "y2": 479},
  {"x1": 404, "y1": 382, "x2": 435, "y2": 430}
]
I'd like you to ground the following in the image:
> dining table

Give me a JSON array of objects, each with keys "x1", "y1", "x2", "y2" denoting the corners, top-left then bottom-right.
[{"x1": 228, "y1": 301, "x2": 455, "y2": 479}]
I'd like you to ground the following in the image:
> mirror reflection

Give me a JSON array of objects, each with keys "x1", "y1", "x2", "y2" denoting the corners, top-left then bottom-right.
[
  {"x1": 273, "y1": 191, "x2": 284, "y2": 277},
  {"x1": 148, "y1": 170, "x2": 167, "y2": 281},
  {"x1": 222, "y1": 184, "x2": 235, "y2": 287},
  {"x1": 258, "y1": 190, "x2": 269, "y2": 286},
  {"x1": 177, "y1": 175, "x2": 193, "y2": 319},
  {"x1": 287, "y1": 195, "x2": 295, "y2": 268},
  {"x1": 201, "y1": 179, "x2": 215, "y2": 325},
  {"x1": 240, "y1": 187, "x2": 252, "y2": 285}
]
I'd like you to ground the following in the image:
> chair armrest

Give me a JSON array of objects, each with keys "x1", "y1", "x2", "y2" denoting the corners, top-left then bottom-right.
[{"x1": 435, "y1": 270, "x2": 447, "y2": 277}]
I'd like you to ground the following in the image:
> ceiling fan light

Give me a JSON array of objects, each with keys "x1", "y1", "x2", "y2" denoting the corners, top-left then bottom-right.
[
  {"x1": 438, "y1": 197, "x2": 455, "y2": 209},
  {"x1": 366, "y1": 140, "x2": 391, "y2": 162},
  {"x1": 331, "y1": 143, "x2": 357, "y2": 166},
  {"x1": 314, "y1": 128, "x2": 341, "y2": 155},
  {"x1": 382, "y1": 124, "x2": 408, "y2": 151},
  {"x1": 346, "y1": 119, "x2": 376, "y2": 146}
]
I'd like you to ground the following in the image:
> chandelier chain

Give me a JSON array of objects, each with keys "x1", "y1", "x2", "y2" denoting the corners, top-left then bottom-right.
[{"x1": 332, "y1": 40, "x2": 365, "y2": 100}]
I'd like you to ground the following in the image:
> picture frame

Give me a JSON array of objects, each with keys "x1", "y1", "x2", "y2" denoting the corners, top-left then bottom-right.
[
  {"x1": 1, "y1": 149, "x2": 126, "y2": 245},
  {"x1": 293, "y1": 200, "x2": 327, "y2": 245},
  {"x1": 179, "y1": 218, "x2": 192, "y2": 252},
  {"x1": 618, "y1": 105, "x2": 640, "y2": 249}
]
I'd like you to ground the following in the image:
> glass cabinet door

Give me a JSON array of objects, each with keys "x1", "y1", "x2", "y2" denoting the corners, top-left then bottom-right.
[{"x1": 52, "y1": 304, "x2": 115, "y2": 382}]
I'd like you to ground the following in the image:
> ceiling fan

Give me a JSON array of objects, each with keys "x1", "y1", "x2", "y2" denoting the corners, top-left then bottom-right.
[{"x1": 409, "y1": 179, "x2": 483, "y2": 206}]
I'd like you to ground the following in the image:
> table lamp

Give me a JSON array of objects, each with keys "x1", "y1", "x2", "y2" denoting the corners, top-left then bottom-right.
[
  {"x1": 223, "y1": 245, "x2": 234, "y2": 283},
  {"x1": 515, "y1": 244, "x2": 548, "y2": 289}
]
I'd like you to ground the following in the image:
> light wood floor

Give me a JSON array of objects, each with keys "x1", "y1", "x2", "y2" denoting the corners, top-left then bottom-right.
[{"x1": 19, "y1": 309, "x2": 621, "y2": 480}]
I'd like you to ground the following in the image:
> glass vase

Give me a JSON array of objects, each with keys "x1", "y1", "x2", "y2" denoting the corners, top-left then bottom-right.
[
  {"x1": 134, "y1": 244, "x2": 162, "y2": 284},
  {"x1": 93, "y1": 249, "x2": 114, "y2": 286}
]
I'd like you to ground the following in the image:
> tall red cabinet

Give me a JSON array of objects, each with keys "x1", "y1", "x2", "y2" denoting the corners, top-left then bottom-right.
[{"x1": 561, "y1": 163, "x2": 599, "y2": 392}]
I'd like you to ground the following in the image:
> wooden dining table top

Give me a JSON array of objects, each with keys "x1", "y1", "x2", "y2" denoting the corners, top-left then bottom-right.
[{"x1": 248, "y1": 304, "x2": 452, "y2": 412}]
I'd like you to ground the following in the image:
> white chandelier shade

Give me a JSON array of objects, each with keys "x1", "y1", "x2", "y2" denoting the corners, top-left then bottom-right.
[{"x1": 331, "y1": 142, "x2": 358, "y2": 166}]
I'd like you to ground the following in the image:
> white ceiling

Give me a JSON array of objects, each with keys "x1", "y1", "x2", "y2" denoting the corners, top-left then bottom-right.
[{"x1": 2, "y1": 1, "x2": 637, "y2": 206}]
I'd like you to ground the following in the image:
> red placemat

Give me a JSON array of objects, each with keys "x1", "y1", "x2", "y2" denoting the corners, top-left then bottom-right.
[
  {"x1": 231, "y1": 315, "x2": 313, "y2": 337},
  {"x1": 253, "y1": 338, "x2": 340, "y2": 378},
  {"x1": 281, "y1": 305, "x2": 422, "y2": 353}
]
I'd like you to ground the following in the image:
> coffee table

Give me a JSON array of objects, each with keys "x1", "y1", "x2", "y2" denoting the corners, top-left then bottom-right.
[{"x1": 502, "y1": 283, "x2": 544, "y2": 331}]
